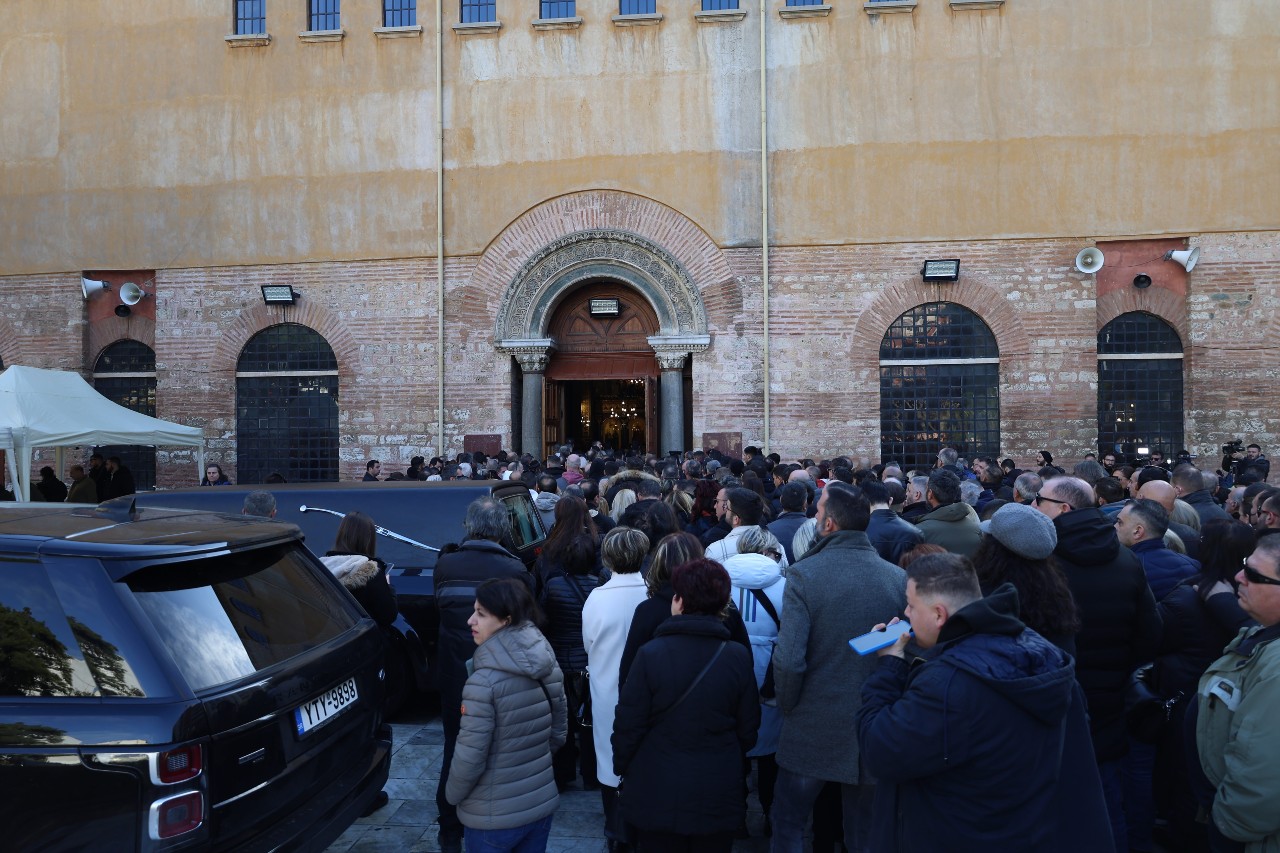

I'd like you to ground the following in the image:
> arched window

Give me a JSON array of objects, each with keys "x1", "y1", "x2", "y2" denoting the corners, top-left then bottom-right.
[
  {"x1": 94, "y1": 340, "x2": 158, "y2": 491},
  {"x1": 879, "y1": 302, "x2": 1001, "y2": 471},
  {"x1": 236, "y1": 324, "x2": 339, "y2": 484},
  {"x1": 1097, "y1": 312, "x2": 1183, "y2": 464}
]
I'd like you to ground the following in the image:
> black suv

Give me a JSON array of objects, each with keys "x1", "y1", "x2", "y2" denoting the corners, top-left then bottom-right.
[
  {"x1": 130, "y1": 481, "x2": 548, "y2": 695},
  {"x1": 0, "y1": 502, "x2": 391, "y2": 852}
]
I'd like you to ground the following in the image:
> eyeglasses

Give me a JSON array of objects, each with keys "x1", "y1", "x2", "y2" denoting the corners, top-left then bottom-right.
[
  {"x1": 1243, "y1": 563, "x2": 1280, "y2": 587},
  {"x1": 1034, "y1": 494, "x2": 1072, "y2": 510}
]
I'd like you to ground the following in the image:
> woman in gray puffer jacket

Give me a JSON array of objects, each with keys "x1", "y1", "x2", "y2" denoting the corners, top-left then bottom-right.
[{"x1": 446, "y1": 577, "x2": 568, "y2": 852}]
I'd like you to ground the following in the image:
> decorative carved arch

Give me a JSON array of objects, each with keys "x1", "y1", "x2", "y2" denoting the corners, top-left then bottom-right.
[
  {"x1": 212, "y1": 302, "x2": 360, "y2": 380},
  {"x1": 494, "y1": 229, "x2": 709, "y2": 342}
]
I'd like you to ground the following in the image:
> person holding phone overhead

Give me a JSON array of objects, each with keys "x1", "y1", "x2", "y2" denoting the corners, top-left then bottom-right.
[{"x1": 856, "y1": 553, "x2": 1112, "y2": 853}]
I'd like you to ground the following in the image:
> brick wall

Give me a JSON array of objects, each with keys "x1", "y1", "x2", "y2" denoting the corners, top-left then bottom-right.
[{"x1": 2, "y1": 228, "x2": 1278, "y2": 490}]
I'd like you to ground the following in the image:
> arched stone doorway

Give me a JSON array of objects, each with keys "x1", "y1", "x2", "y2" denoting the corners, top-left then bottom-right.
[{"x1": 495, "y1": 229, "x2": 711, "y2": 457}]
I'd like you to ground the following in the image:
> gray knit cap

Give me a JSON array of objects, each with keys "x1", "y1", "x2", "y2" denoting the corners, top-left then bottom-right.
[{"x1": 980, "y1": 502, "x2": 1058, "y2": 560}]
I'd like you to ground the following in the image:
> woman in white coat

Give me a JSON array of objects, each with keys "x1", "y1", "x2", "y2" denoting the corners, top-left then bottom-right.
[
  {"x1": 581, "y1": 525, "x2": 650, "y2": 852},
  {"x1": 722, "y1": 526, "x2": 787, "y2": 834}
]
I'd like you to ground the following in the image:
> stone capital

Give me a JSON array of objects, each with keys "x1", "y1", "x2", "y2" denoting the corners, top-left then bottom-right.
[
  {"x1": 497, "y1": 338, "x2": 556, "y2": 374},
  {"x1": 648, "y1": 334, "x2": 710, "y2": 372},
  {"x1": 655, "y1": 351, "x2": 688, "y2": 371}
]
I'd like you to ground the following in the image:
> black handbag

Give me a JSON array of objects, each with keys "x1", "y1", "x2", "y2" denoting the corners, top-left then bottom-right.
[{"x1": 1124, "y1": 663, "x2": 1184, "y2": 744}]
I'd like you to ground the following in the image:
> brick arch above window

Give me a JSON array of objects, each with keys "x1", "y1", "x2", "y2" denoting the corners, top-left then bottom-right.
[
  {"x1": 849, "y1": 278, "x2": 1032, "y2": 366},
  {"x1": 88, "y1": 315, "x2": 155, "y2": 369},
  {"x1": 1096, "y1": 285, "x2": 1187, "y2": 347},
  {"x1": 211, "y1": 301, "x2": 360, "y2": 380}
]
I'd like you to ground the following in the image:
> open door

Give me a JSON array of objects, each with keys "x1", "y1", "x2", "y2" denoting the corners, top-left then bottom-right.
[
  {"x1": 645, "y1": 376, "x2": 658, "y2": 457},
  {"x1": 544, "y1": 381, "x2": 563, "y2": 458}
]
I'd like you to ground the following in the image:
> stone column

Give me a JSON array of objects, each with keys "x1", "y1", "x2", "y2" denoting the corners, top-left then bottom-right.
[
  {"x1": 499, "y1": 339, "x2": 556, "y2": 455},
  {"x1": 656, "y1": 351, "x2": 687, "y2": 456},
  {"x1": 648, "y1": 335, "x2": 710, "y2": 456}
]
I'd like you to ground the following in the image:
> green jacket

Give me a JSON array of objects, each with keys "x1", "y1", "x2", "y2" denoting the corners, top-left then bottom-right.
[
  {"x1": 915, "y1": 501, "x2": 983, "y2": 558},
  {"x1": 1197, "y1": 624, "x2": 1280, "y2": 852}
]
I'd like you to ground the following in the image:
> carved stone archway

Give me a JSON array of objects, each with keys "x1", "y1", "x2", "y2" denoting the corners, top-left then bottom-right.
[{"x1": 495, "y1": 229, "x2": 711, "y2": 455}]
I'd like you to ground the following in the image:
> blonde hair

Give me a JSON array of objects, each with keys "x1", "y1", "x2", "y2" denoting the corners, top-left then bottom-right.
[{"x1": 610, "y1": 489, "x2": 637, "y2": 523}]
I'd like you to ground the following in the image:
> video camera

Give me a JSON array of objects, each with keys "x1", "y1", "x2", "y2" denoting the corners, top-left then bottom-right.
[{"x1": 1222, "y1": 439, "x2": 1246, "y2": 457}]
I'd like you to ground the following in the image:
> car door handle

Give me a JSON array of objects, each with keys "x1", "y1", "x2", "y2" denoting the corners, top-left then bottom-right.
[{"x1": 238, "y1": 748, "x2": 266, "y2": 766}]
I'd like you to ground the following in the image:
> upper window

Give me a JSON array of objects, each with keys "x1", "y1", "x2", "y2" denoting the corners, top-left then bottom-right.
[
  {"x1": 235, "y1": 0, "x2": 267, "y2": 34},
  {"x1": 236, "y1": 324, "x2": 339, "y2": 484},
  {"x1": 384, "y1": 0, "x2": 416, "y2": 26},
  {"x1": 1097, "y1": 312, "x2": 1184, "y2": 465},
  {"x1": 541, "y1": 1, "x2": 575, "y2": 19},
  {"x1": 94, "y1": 340, "x2": 158, "y2": 493},
  {"x1": 702, "y1": 0, "x2": 740, "y2": 9},
  {"x1": 309, "y1": 0, "x2": 340, "y2": 31},
  {"x1": 785, "y1": 0, "x2": 825, "y2": 5},
  {"x1": 879, "y1": 303, "x2": 1001, "y2": 471},
  {"x1": 461, "y1": 0, "x2": 496, "y2": 22},
  {"x1": 620, "y1": 0, "x2": 656, "y2": 13}
]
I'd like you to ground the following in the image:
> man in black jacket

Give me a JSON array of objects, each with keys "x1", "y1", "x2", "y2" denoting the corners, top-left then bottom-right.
[
  {"x1": 1035, "y1": 475, "x2": 1160, "y2": 853},
  {"x1": 1172, "y1": 465, "x2": 1231, "y2": 528},
  {"x1": 768, "y1": 482, "x2": 810, "y2": 565},
  {"x1": 432, "y1": 497, "x2": 533, "y2": 851},
  {"x1": 862, "y1": 480, "x2": 923, "y2": 566}
]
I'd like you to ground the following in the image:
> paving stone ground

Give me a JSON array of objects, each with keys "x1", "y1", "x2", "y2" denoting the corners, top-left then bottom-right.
[{"x1": 327, "y1": 709, "x2": 772, "y2": 853}]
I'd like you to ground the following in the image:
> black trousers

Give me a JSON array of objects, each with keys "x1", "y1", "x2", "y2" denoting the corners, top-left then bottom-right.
[{"x1": 435, "y1": 682, "x2": 463, "y2": 836}]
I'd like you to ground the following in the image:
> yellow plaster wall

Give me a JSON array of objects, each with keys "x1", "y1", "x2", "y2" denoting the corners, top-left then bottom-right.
[{"x1": 1, "y1": 0, "x2": 1277, "y2": 274}]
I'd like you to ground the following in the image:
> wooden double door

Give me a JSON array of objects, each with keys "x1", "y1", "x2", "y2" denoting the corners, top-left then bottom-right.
[{"x1": 543, "y1": 283, "x2": 660, "y2": 456}]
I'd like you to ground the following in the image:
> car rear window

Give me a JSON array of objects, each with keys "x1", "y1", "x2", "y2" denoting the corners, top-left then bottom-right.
[
  {"x1": 0, "y1": 560, "x2": 104, "y2": 698},
  {"x1": 126, "y1": 545, "x2": 359, "y2": 693},
  {"x1": 501, "y1": 493, "x2": 545, "y2": 551}
]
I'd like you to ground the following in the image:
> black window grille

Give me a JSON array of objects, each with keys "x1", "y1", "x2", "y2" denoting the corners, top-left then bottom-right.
[
  {"x1": 1098, "y1": 312, "x2": 1184, "y2": 464},
  {"x1": 541, "y1": 1, "x2": 576, "y2": 19},
  {"x1": 236, "y1": 324, "x2": 339, "y2": 484},
  {"x1": 702, "y1": 0, "x2": 740, "y2": 9},
  {"x1": 94, "y1": 340, "x2": 158, "y2": 492},
  {"x1": 461, "y1": 0, "x2": 495, "y2": 22},
  {"x1": 235, "y1": 0, "x2": 267, "y2": 34},
  {"x1": 621, "y1": 0, "x2": 656, "y2": 14},
  {"x1": 384, "y1": 0, "x2": 416, "y2": 26},
  {"x1": 309, "y1": 0, "x2": 340, "y2": 31},
  {"x1": 879, "y1": 303, "x2": 1001, "y2": 471}
]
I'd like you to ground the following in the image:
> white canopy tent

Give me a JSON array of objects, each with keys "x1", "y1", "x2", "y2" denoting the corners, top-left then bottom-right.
[{"x1": 0, "y1": 365, "x2": 205, "y2": 500}]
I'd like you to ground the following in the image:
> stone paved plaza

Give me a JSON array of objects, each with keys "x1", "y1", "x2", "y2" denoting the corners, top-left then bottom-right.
[{"x1": 327, "y1": 710, "x2": 772, "y2": 853}]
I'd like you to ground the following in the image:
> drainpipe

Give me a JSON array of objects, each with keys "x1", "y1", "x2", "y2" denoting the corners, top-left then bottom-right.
[
  {"x1": 759, "y1": 0, "x2": 771, "y2": 454},
  {"x1": 435, "y1": 0, "x2": 446, "y2": 456}
]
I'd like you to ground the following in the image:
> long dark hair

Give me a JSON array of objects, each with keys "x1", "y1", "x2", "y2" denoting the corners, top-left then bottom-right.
[
  {"x1": 741, "y1": 470, "x2": 773, "y2": 521},
  {"x1": 633, "y1": 500, "x2": 681, "y2": 554},
  {"x1": 333, "y1": 510, "x2": 377, "y2": 559},
  {"x1": 475, "y1": 577, "x2": 544, "y2": 630},
  {"x1": 1198, "y1": 518, "x2": 1256, "y2": 602},
  {"x1": 542, "y1": 496, "x2": 598, "y2": 575},
  {"x1": 972, "y1": 536, "x2": 1079, "y2": 640}
]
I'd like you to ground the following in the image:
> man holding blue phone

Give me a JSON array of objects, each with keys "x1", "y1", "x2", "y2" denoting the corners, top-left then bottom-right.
[{"x1": 856, "y1": 553, "x2": 1112, "y2": 853}]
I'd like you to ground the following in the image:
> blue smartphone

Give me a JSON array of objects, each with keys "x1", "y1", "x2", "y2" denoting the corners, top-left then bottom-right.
[{"x1": 848, "y1": 621, "x2": 913, "y2": 656}]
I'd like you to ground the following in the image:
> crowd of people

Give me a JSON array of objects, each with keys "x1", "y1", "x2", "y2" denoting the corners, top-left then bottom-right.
[
  {"x1": 380, "y1": 441, "x2": 1278, "y2": 853},
  {"x1": 24, "y1": 436, "x2": 1278, "y2": 853}
]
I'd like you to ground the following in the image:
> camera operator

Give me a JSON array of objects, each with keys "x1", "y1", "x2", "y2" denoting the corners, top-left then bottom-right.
[{"x1": 1219, "y1": 441, "x2": 1270, "y2": 487}]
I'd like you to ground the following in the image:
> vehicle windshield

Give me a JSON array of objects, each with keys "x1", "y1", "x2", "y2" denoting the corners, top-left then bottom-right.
[{"x1": 127, "y1": 545, "x2": 358, "y2": 692}]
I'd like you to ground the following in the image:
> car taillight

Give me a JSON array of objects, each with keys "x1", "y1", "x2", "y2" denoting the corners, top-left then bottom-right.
[
  {"x1": 157, "y1": 744, "x2": 202, "y2": 784},
  {"x1": 150, "y1": 791, "x2": 204, "y2": 840}
]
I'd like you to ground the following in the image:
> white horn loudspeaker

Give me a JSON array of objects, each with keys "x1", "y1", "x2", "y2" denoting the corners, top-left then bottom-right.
[
  {"x1": 1074, "y1": 247, "x2": 1105, "y2": 274},
  {"x1": 1165, "y1": 248, "x2": 1200, "y2": 272},
  {"x1": 81, "y1": 277, "x2": 110, "y2": 299},
  {"x1": 119, "y1": 282, "x2": 146, "y2": 305}
]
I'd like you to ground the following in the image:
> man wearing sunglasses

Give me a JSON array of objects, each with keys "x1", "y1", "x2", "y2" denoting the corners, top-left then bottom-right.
[
  {"x1": 1034, "y1": 475, "x2": 1160, "y2": 853},
  {"x1": 1196, "y1": 535, "x2": 1280, "y2": 852}
]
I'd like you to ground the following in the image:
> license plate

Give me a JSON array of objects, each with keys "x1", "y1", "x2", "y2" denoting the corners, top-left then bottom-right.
[{"x1": 294, "y1": 677, "x2": 359, "y2": 736}]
